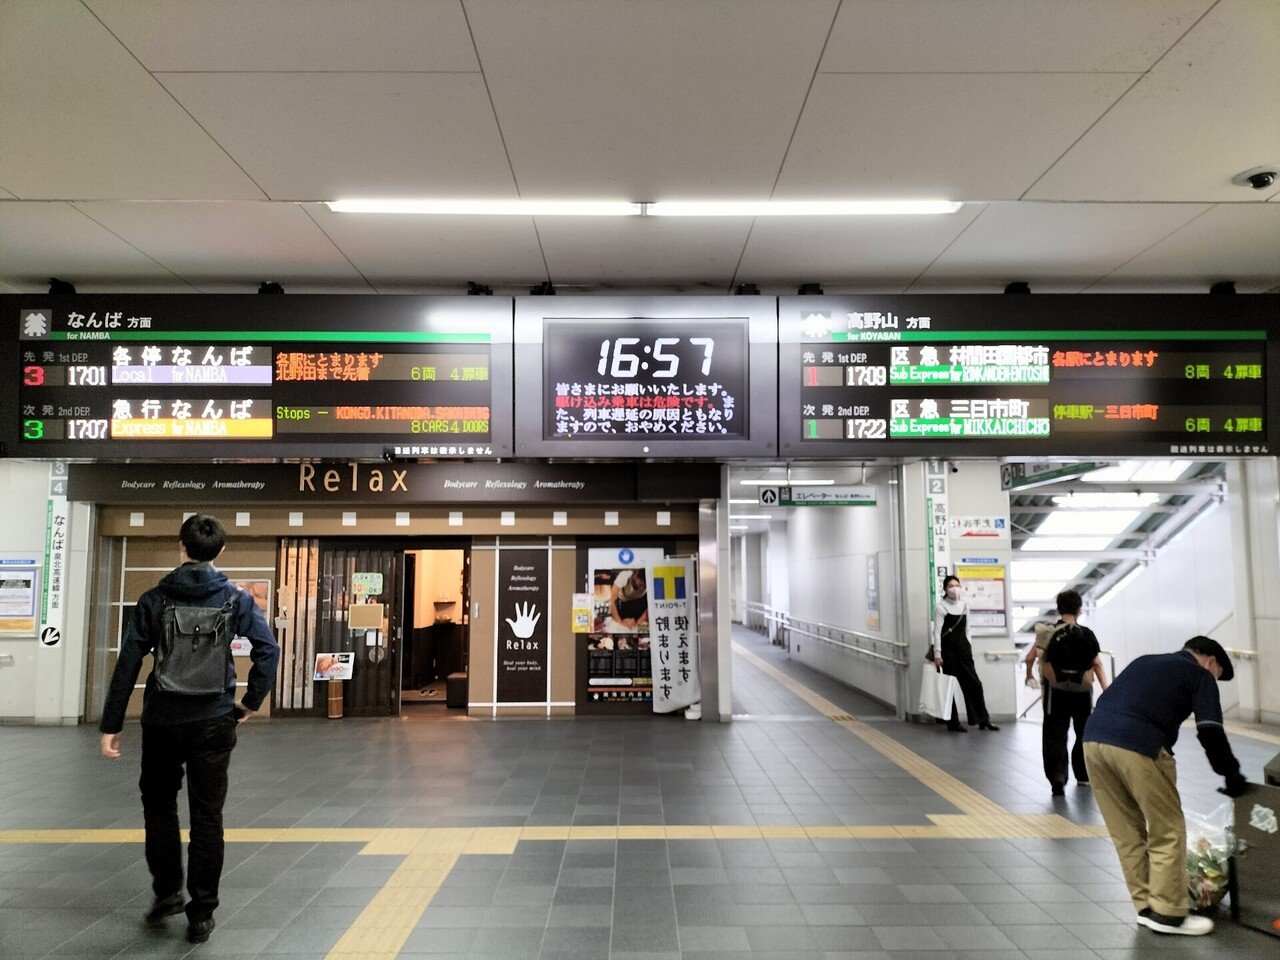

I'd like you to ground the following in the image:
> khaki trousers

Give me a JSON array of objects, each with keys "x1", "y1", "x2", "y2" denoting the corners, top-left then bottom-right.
[{"x1": 1083, "y1": 741, "x2": 1188, "y2": 917}]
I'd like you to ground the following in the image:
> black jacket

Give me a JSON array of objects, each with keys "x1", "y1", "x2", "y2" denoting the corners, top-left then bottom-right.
[{"x1": 99, "y1": 562, "x2": 279, "y2": 734}]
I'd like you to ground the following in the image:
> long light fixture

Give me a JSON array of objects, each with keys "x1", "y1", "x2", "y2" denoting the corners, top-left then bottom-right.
[
  {"x1": 647, "y1": 200, "x2": 961, "y2": 216},
  {"x1": 326, "y1": 199, "x2": 642, "y2": 216},
  {"x1": 326, "y1": 199, "x2": 960, "y2": 217},
  {"x1": 738, "y1": 478, "x2": 834, "y2": 486},
  {"x1": 729, "y1": 514, "x2": 775, "y2": 520}
]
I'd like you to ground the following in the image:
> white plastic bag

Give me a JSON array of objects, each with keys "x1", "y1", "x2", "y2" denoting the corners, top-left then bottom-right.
[
  {"x1": 918, "y1": 663, "x2": 957, "y2": 720},
  {"x1": 1185, "y1": 801, "x2": 1234, "y2": 909}
]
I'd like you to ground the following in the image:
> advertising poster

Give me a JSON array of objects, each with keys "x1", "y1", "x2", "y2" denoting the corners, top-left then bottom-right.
[
  {"x1": 231, "y1": 578, "x2": 271, "y2": 656},
  {"x1": 955, "y1": 562, "x2": 1007, "y2": 630},
  {"x1": 581, "y1": 547, "x2": 663, "y2": 708},
  {"x1": 495, "y1": 548, "x2": 549, "y2": 703},
  {"x1": 313, "y1": 651, "x2": 354, "y2": 681},
  {"x1": 866, "y1": 555, "x2": 880, "y2": 631},
  {"x1": 571, "y1": 593, "x2": 593, "y2": 633},
  {"x1": 0, "y1": 560, "x2": 39, "y2": 635},
  {"x1": 646, "y1": 558, "x2": 699, "y2": 713}
]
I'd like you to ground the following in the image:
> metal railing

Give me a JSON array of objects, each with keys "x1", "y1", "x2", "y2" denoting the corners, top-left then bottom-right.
[
  {"x1": 742, "y1": 601, "x2": 786, "y2": 639},
  {"x1": 987, "y1": 640, "x2": 1117, "y2": 719},
  {"x1": 742, "y1": 602, "x2": 909, "y2": 666}
]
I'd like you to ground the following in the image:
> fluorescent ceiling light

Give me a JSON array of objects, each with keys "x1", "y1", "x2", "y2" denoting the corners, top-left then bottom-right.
[
  {"x1": 738, "y1": 478, "x2": 834, "y2": 486},
  {"x1": 729, "y1": 514, "x2": 774, "y2": 520},
  {"x1": 729, "y1": 525, "x2": 749, "y2": 532},
  {"x1": 326, "y1": 199, "x2": 642, "y2": 216},
  {"x1": 729, "y1": 498, "x2": 760, "y2": 504},
  {"x1": 646, "y1": 200, "x2": 961, "y2": 217}
]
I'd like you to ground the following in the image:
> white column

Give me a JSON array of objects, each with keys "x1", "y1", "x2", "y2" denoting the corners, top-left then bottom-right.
[{"x1": 1226, "y1": 458, "x2": 1280, "y2": 723}]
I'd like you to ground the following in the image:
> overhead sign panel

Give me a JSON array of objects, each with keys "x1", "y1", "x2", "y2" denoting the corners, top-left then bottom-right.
[
  {"x1": 778, "y1": 295, "x2": 1277, "y2": 457},
  {"x1": 2, "y1": 295, "x2": 513, "y2": 460},
  {"x1": 514, "y1": 296, "x2": 777, "y2": 457}
]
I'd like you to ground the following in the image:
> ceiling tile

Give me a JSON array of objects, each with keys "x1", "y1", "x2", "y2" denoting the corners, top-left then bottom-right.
[
  {"x1": 0, "y1": 0, "x2": 264, "y2": 200},
  {"x1": 1027, "y1": 0, "x2": 1280, "y2": 201},
  {"x1": 72, "y1": 202, "x2": 366, "y2": 286},
  {"x1": 919, "y1": 202, "x2": 1211, "y2": 285},
  {"x1": 158, "y1": 73, "x2": 518, "y2": 200},
  {"x1": 735, "y1": 205, "x2": 984, "y2": 287},
  {"x1": 821, "y1": 0, "x2": 1212, "y2": 73},
  {"x1": 535, "y1": 218, "x2": 752, "y2": 287},
  {"x1": 1090, "y1": 203, "x2": 1280, "y2": 291},
  {"x1": 775, "y1": 73, "x2": 1135, "y2": 201},
  {"x1": 465, "y1": 0, "x2": 839, "y2": 198},
  {"x1": 86, "y1": 0, "x2": 477, "y2": 71},
  {"x1": 310, "y1": 206, "x2": 546, "y2": 285},
  {"x1": 0, "y1": 202, "x2": 182, "y2": 288}
]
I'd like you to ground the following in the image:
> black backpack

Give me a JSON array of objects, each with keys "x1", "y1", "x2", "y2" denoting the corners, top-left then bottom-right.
[
  {"x1": 153, "y1": 594, "x2": 238, "y2": 696},
  {"x1": 1045, "y1": 622, "x2": 1094, "y2": 690}
]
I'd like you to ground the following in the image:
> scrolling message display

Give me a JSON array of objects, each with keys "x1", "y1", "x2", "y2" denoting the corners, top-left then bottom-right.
[
  {"x1": 780, "y1": 296, "x2": 1274, "y2": 457},
  {"x1": 542, "y1": 319, "x2": 748, "y2": 440},
  {"x1": 8, "y1": 297, "x2": 508, "y2": 459}
]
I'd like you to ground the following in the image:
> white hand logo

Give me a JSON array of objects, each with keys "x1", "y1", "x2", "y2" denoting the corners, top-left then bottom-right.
[{"x1": 505, "y1": 602, "x2": 541, "y2": 639}]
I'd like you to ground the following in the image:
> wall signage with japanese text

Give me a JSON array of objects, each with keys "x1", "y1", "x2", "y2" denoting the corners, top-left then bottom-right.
[
  {"x1": 4, "y1": 295, "x2": 512, "y2": 459},
  {"x1": 645, "y1": 557, "x2": 699, "y2": 713},
  {"x1": 778, "y1": 295, "x2": 1277, "y2": 457}
]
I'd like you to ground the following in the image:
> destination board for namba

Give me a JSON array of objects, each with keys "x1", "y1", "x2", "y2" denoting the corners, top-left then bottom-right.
[
  {"x1": 778, "y1": 295, "x2": 1278, "y2": 457},
  {"x1": 2, "y1": 296, "x2": 513, "y2": 459}
]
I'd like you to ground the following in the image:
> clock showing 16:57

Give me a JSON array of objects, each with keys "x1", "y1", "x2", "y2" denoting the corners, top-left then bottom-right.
[{"x1": 542, "y1": 318, "x2": 749, "y2": 441}]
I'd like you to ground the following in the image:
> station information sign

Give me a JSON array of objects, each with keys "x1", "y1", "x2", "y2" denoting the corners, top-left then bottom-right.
[
  {"x1": 778, "y1": 295, "x2": 1277, "y2": 457},
  {"x1": 514, "y1": 297, "x2": 778, "y2": 457},
  {"x1": 2, "y1": 296, "x2": 513, "y2": 459}
]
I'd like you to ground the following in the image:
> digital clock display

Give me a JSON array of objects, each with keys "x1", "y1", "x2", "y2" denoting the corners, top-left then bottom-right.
[{"x1": 541, "y1": 319, "x2": 749, "y2": 441}]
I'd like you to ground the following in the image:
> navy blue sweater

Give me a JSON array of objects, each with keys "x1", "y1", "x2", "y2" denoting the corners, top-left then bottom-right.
[{"x1": 100, "y1": 562, "x2": 279, "y2": 734}]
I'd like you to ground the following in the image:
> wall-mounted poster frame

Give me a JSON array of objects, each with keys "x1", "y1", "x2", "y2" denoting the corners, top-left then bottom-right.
[{"x1": 513, "y1": 296, "x2": 778, "y2": 457}]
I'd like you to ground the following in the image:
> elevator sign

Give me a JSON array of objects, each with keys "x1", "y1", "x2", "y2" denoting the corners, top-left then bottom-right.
[{"x1": 778, "y1": 295, "x2": 1277, "y2": 457}]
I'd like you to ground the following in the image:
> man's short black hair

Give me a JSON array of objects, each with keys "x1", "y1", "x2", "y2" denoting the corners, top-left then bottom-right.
[
  {"x1": 179, "y1": 514, "x2": 226, "y2": 562},
  {"x1": 1056, "y1": 589, "x2": 1083, "y2": 617}
]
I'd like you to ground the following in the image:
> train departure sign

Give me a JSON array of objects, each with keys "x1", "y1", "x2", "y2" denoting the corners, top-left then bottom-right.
[
  {"x1": 3, "y1": 296, "x2": 513, "y2": 459},
  {"x1": 779, "y1": 295, "x2": 1277, "y2": 457},
  {"x1": 514, "y1": 297, "x2": 777, "y2": 457}
]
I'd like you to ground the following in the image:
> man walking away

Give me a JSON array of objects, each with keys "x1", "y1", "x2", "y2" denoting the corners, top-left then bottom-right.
[
  {"x1": 1083, "y1": 636, "x2": 1248, "y2": 936},
  {"x1": 99, "y1": 515, "x2": 279, "y2": 944},
  {"x1": 1042, "y1": 590, "x2": 1101, "y2": 796}
]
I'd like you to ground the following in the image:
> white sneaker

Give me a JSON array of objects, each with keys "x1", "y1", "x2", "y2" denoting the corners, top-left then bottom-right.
[{"x1": 1137, "y1": 912, "x2": 1214, "y2": 936}]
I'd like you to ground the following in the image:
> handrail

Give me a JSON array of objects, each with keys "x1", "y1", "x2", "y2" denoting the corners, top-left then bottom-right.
[
  {"x1": 741, "y1": 602, "x2": 910, "y2": 667},
  {"x1": 1224, "y1": 647, "x2": 1259, "y2": 661},
  {"x1": 783, "y1": 613, "x2": 910, "y2": 651},
  {"x1": 784, "y1": 622, "x2": 908, "y2": 666}
]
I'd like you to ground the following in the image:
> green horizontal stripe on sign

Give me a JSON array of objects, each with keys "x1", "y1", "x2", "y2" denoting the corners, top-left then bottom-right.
[
  {"x1": 52, "y1": 330, "x2": 491, "y2": 343},
  {"x1": 829, "y1": 329, "x2": 1265, "y2": 342}
]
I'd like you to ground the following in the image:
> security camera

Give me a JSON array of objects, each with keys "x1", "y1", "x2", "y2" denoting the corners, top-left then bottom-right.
[
  {"x1": 949, "y1": 464, "x2": 959, "y2": 474},
  {"x1": 1232, "y1": 166, "x2": 1279, "y2": 190}
]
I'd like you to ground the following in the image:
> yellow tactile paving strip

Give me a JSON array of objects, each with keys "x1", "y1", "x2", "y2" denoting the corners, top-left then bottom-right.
[{"x1": 0, "y1": 646, "x2": 1115, "y2": 959}]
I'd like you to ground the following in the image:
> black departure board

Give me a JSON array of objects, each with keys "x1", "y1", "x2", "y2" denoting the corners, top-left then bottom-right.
[
  {"x1": 514, "y1": 296, "x2": 778, "y2": 457},
  {"x1": 2, "y1": 295, "x2": 513, "y2": 459},
  {"x1": 778, "y1": 295, "x2": 1278, "y2": 457}
]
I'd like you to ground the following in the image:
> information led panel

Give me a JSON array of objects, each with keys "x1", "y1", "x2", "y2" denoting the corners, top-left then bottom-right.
[
  {"x1": 2, "y1": 296, "x2": 513, "y2": 459},
  {"x1": 515, "y1": 297, "x2": 777, "y2": 457},
  {"x1": 779, "y1": 295, "x2": 1278, "y2": 457}
]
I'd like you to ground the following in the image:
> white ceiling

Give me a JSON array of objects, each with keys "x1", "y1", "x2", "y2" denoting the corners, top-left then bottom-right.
[{"x1": 0, "y1": 0, "x2": 1277, "y2": 294}]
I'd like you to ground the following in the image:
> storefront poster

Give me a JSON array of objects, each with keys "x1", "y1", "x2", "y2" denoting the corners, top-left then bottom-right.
[
  {"x1": 583, "y1": 632, "x2": 653, "y2": 704},
  {"x1": 314, "y1": 651, "x2": 354, "y2": 680},
  {"x1": 350, "y1": 572, "x2": 384, "y2": 598},
  {"x1": 587, "y1": 546, "x2": 664, "y2": 636},
  {"x1": 571, "y1": 593, "x2": 593, "y2": 633},
  {"x1": 495, "y1": 547, "x2": 549, "y2": 703},
  {"x1": 646, "y1": 557, "x2": 699, "y2": 714},
  {"x1": 231, "y1": 578, "x2": 271, "y2": 656}
]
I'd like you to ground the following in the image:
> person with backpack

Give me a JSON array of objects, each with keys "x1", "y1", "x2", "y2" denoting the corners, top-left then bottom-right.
[
  {"x1": 1039, "y1": 589, "x2": 1102, "y2": 795},
  {"x1": 99, "y1": 515, "x2": 279, "y2": 945},
  {"x1": 1083, "y1": 636, "x2": 1247, "y2": 936},
  {"x1": 932, "y1": 574, "x2": 998, "y2": 732}
]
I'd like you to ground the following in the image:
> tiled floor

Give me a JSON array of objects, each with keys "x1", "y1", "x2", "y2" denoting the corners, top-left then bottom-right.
[{"x1": 1, "y1": 626, "x2": 1276, "y2": 960}]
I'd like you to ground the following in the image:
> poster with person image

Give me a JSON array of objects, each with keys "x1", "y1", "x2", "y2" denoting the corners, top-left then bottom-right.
[
  {"x1": 592, "y1": 568, "x2": 652, "y2": 635},
  {"x1": 230, "y1": 578, "x2": 271, "y2": 656}
]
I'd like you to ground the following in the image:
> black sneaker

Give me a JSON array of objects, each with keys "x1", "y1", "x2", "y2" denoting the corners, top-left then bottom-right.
[
  {"x1": 144, "y1": 894, "x2": 185, "y2": 925},
  {"x1": 946, "y1": 724, "x2": 968, "y2": 733},
  {"x1": 1051, "y1": 783, "x2": 1066, "y2": 797},
  {"x1": 979, "y1": 722, "x2": 1000, "y2": 731},
  {"x1": 187, "y1": 918, "x2": 215, "y2": 944}
]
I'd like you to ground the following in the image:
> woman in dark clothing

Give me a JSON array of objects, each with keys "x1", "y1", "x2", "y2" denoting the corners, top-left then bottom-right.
[{"x1": 933, "y1": 575, "x2": 999, "y2": 732}]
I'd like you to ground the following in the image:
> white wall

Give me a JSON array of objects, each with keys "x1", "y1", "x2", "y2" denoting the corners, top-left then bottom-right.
[
  {"x1": 0, "y1": 461, "x2": 91, "y2": 725},
  {"x1": 1087, "y1": 499, "x2": 1243, "y2": 715}
]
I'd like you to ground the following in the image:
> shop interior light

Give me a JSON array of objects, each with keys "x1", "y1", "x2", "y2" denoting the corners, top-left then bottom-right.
[
  {"x1": 326, "y1": 199, "x2": 643, "y2": 216},
  {"x1": 645, "y1": 200, "x2": 962, "y2": 216}
]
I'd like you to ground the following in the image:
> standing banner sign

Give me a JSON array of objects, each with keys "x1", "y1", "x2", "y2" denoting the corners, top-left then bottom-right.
[
  {"x1": 495, "y1": 547, "x2": 550, "y2": 705},
  {"x1": 645, "y1": 557, "x2": 699, "y2": 714}
]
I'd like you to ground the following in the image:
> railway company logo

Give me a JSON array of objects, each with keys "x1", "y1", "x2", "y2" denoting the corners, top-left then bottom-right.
[
  {"x1": 801, "y1": 311, "x2": 831, "y2": 339},
  {"x1": 20, "y1": 309, "x2": 50, "y2": 339}
]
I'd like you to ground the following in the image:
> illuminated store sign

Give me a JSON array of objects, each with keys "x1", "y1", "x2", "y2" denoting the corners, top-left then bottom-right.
[
  {"x1": 779, "y1": 296, "x2": 1276, "y2": 457},
  {"x1": 5, "y1": 296, "x2": 512, "y2": 459}
]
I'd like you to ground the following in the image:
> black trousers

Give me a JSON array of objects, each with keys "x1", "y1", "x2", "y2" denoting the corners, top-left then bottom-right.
[
  {"x1": 941, "y1": 639, "x2": 989, "y2": 726},
  {"x1": 140, "y1": 716, "x2": 237, "y2": 922},
  {"x1": 1043, "y1": 686, "x2": 1091, "y2": 786}
]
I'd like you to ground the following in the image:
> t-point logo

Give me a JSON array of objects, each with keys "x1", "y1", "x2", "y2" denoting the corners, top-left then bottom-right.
[{"x1": 617, "y1": 548, "x2": 634, "y2": 564}]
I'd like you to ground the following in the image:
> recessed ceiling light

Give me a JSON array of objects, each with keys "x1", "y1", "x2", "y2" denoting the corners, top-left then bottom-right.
[
  {"x1": 646, "y1": 200, "x2": 962, "y2": 216},
  {"x1": 326, "y1": 199, "x2": 643, "y2": 216}
]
